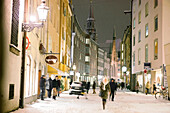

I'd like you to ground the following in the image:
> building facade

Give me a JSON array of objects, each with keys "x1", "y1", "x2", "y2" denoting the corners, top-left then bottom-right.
[
  {"x1": 132, "y1": 0, "x2": 166, "y2": 93},
  {"x1": 121, "y1": 26, "x2": 131, "y2": 88}
]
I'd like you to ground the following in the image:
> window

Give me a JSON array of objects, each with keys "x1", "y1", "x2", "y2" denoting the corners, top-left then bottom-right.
[
  {"x1": 154, "y1": 0, "x2": 158, "y2": 8},
  {"x1": 133, "y1": 18, "x2": 135, "y2": 29},
  {"x1": 9, "y1": 84, "x2": 14, "y2": 100},
  {"x1": 138, "y1": 11, "x2": 141, "y2": 24},
  {"x1": 154, "y1": 16, "x2": 158, "y2": 31},
  {"x1": 138, "y1": 48, "x2": 141, "y2": 65},
  {"x1": 154, "y1": 39, "x2": 158, "y2": 60},
  {"x1": 133, "y1": 51, "x2": 135, "y2": 66},
  {"x1": 138, "y1": 30, "x2": 141, "y2": 42},
  {"x1": 133, "y1": 35, "x2": 135, "y2": 46},
  {"x1": 145, "y1": 23, "x2": 148, "y2": 37},
  {"x1": 139, "y1": 0, "x2": 141, "y2": 6},
  {"x1": 145, "y1": 44, "x2": 148, "y2": 62},
  {"x1": 145, "y1": 2, "x2": 149, "y2": 17},
  {"x1": 11, "y1": 0, "x2": 20, "y2": 47},
  {"x1": 86, "y1": 39, "x2": 90, "y2": 44},
  {"x1": 85, "y1": 56, "x2": 90, "y2": 62}
]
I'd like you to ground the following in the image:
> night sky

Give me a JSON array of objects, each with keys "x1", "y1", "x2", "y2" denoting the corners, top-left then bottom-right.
[{"x1": 72, "y1": 0, "x2": 131, "y2": 52}]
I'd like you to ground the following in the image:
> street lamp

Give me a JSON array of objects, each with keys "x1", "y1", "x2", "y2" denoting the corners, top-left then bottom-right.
[
  {"x1": 20, "y1": 0, "x2": 49, "y2": 108},
  {"x1": 122, "y1": 66, "x2": 127, "y2": 89}
]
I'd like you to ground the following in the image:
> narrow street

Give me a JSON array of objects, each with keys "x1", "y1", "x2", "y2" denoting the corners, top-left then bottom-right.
[{"x1": 12, "y1": 89, "x2": 170, "y2": 113}]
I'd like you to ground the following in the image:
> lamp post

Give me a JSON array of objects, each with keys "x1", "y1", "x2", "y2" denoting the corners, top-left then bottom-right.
[
  {"x1": 122, "y1": 66, "x2": 127, "y2": 89},
  {"x1": 73, "y1": 63, "x2": 76, "y2": 81},
  {"x1": 20, "y1": 0, "x2": 49, "y2": 108}
]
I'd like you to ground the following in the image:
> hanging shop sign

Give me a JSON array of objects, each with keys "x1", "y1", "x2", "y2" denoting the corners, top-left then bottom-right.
[
  {"x1": 45, "y1": 55, "x2": 58, "y2": 64},
  {"x1": 26, "y1": 36, "x2": 30, "y2": 49}
]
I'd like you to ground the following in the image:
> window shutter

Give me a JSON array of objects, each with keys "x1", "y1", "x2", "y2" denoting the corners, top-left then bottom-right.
[{"x1": 11, "y1": 0, "x2": 20, "y2": 47}]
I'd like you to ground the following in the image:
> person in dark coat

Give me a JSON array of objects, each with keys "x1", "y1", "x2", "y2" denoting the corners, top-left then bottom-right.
[
  {"x1": 99, "y1": 77, "x2": 111, "y2": 110},
  {"x1": 46, "y1": 77, "x2": 52, "y2": 98},
  {"x1": 109, "y1": 79, "x2": 116, "y2": 101},
  {"x1": 92, "y1": 81, "x2": 96, "y2": 94},
  {"x1": 121, "y1": 82, "x2": 125, "y2": 90},
  {"x1": 86, "y1": 82, "x2": 90, "y2": 94},
  {"x1": 40, "y1": 75, "x2": 46, "y2": 100},
  {"x1": 56, "y1": 76, "x2": 61, "y2": 97},
  {"x1": 51, "y1": 75, "x2": 57, "y2": 100}
]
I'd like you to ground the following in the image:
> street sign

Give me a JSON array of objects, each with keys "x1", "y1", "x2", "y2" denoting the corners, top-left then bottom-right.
[
  {"x1": 144, "y1": 62, "x2": 151, "y2": 69},
  {"x1": 45, "y1": 55, "x2": 58, "y2": 64}
]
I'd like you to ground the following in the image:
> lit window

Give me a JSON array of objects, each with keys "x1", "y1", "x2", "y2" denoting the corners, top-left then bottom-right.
[
  {"x1": 85, "y1": 56, "x2": 90, "y2": 62},
  {"x1": 145, "y1": 23, "x2": 148, "y2": 37},
  {"x1": 154, "y1": 39, "x2": 158, "y2": 60}
]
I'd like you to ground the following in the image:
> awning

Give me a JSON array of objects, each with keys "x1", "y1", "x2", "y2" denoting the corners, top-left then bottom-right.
[{"x1": 47, "y1": 65, "x2": 69, "y2": 76}]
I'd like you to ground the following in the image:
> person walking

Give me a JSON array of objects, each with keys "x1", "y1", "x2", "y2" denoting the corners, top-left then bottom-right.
[
  {"x1": 86, "y1": 82, "x2": 90, "y2": 94},
  {"x1": 56, "y1": 76, "x2": 61, "y2": 97},
  {"x1": 145, "y1": 81, "x2": 150, "y2": 95},
  {"x1": 136, "y1": 81, "x2": 139, "y2": 94},
  {"x1": 109, "y1": 79, "x2": 116, "y2": 101},
  {"x1": 40, "y1": 75, "x2": 46, "y2": 100},
  {"x1": 46, "y1": 77, "x2": 52, "y2": 98},
  {"x1": 153, "y1": 82, "x2": 156, "y2": 94},
  {"x1": 99, "y1": 77, "x2": 111, "y2": 110},
  {"x1": 51, "y1": 75, "x2": 57, "y2": 100},
  {"x1": 92, "y1": 81, "x2": 96, "y2": 94}
]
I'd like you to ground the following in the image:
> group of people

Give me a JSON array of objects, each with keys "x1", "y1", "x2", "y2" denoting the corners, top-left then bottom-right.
[
  {"x1": 40, "y1": 75, "x2": 61, "y2": 100},
  {"x1": 99, "y1": 77, "x2": 117, "y2": 110},
  {"x1": 136, "y1": 81, "x2": 157, "y2": 95}
]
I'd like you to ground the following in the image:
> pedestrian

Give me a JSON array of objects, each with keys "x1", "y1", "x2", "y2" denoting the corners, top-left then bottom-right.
[
  {"x1": 92, "y1": 81, "x2": 96, "y2": 94},
  {"x1": 51, "y1": 75, "x2": 57, "y2": 100},
  {"x1": 56, "y1": 76, "x2": 61, "y2": 97},
  {"x1": 153, "y1": 82, "x2": 156, "y2": 94},
  {"x1": 109, "y1": 79, "x2": 116, "y2": 101},
  {"x1": 46, "y1": 77, "x2": 52, "y2": 98},
  {"x1": 86, "y1": 82, "x2": 90, "y2": 94},
  {"x1": 40, "y1": 75, "x2": 46, "y2": 100},
  {"x1": 145, "y1": 81, "x2": 150, "y2": 95},
  {"x1": 136, "y1": 81, "x2": 139, "y2": 94},
  {"x1": 121, "y1": 82, "x2": 124, "y2": 90},
  {"x1": 99, "y1": 77, "x2": 111, "y2": 110}
]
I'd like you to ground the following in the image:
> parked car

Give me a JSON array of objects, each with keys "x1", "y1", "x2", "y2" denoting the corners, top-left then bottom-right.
[{"x1": 69, "y1": 81, "x2": 87, "y2": 99}]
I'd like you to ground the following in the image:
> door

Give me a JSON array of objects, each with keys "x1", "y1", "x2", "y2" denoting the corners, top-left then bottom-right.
[{"x1": 38, "y1": 70, "x2": 41, "y2": 98}]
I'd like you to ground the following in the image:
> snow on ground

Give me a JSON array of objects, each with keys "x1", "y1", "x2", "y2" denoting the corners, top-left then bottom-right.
[{"x1": 11, "y1": 89, "x2": 170, "y2": 113}]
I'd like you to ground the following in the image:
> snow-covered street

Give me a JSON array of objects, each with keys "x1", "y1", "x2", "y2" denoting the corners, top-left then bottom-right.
[{"x1": 11, "y1": 89, "x2": 170, "y2": 113}]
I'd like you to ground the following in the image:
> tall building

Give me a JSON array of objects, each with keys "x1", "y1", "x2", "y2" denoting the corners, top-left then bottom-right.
[
  {"x1": 132, "y1": 0, "x2": 170, "y2": 94},
  {"x1": 71, "y1": 15, "x2": 86, "y2": 82},
  {"x1": 121, "y1": 26, "x2": 131, "y2": 88},
  {"x1": 86, "y1": 0, "x2": 97, "y2": 41},
  {"x1": 0, "y1": 0, "x2": 24, "y2": 112}
]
